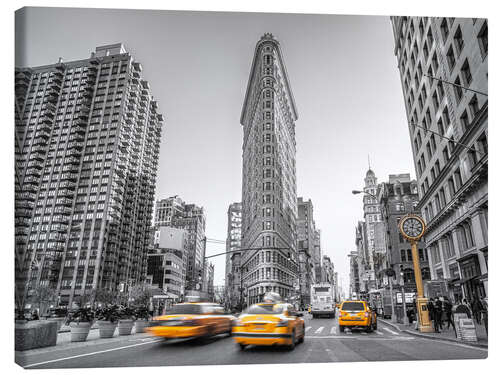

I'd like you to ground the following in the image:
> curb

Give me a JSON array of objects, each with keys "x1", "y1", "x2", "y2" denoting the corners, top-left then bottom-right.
[{"x1": 379, "y1": 319, "x2": 488, "y2": 349}]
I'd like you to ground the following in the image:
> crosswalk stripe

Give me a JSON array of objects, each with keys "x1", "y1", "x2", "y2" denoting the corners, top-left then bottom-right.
[
  {"x1": 345, "y1": 330, "x2": 352, "y2": 335},
  {"x1": 330, "y1": 326, "x2": 337, "y2": 334},
  {"x1": 305, "y1": 326, "x2": 312, "y2": 332},
  {"x1": 360, "y1": 332, "x2": 367, "y2": 335},
  {"x1": 315, "y1": 326, "x2": 324, "y2": 334},
  {"x1": 375, "y1": 330, "x2": 383, "y2": 335},
  {"x1": 383, "y1": 327, "x2": 399, "y2": 335}
]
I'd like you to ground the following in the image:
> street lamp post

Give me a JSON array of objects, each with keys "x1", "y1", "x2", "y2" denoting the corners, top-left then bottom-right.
[
  {"x1": 400, "y1": 270, "x2": 409, "y2": 325},
  {"x1": 399, "y1": 214, "x2": 433, "y2": 333}
]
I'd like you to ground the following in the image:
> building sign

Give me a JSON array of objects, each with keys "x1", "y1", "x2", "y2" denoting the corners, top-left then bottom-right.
[
  {"x1": 396, "y1": 292, "x2": 415, "y2": 303},
  {"x1": 157, "y1": 227, "x2": 186, "y2": 250}
]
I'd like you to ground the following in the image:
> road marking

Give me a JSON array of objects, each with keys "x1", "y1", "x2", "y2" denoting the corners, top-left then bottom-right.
[
  {"x1": 383, "y1": 327, "x2": 399, "y2": 335},
  {"x1": 306, "y1": 336, "x2": 414, "y2": 340},
  {"x1": 360, "y1": 332, "x2": 367, "y2": 335},
  {"x1": 305, "y1": 326, "x2": 312, "y2": 332},
  {"x1": 345, "y1": 330, "x2": 352, "y2": 335},
  {"x1": 24, "y1": 339, "x2": 164, "y2": 368},
  {"x1": 375, "y1": 330, "x2": 383, "y2": 335},
  {"x1": 330, "y1": 326, "x2": 337, "y2": 334},
  {"x1": 315, "y1": 326, "x2": 324, "y2": 334}
]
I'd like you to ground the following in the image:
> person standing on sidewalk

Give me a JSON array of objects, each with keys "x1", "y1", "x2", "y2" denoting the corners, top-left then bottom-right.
[
  {"x1": 427, "y1": 298, "x2": 438, "y2": 332},
  {"x1": 443, "y1": 297, "x2": 456, "y2": 336},
  {"x1": 471, "y1": 296, "x2": 483, "y2": 325},
  {"x1": 435, "y1": 297, "x2": 443, "y2": 332},
  {"x1": 480, "y1": 297, "x2": 488, "y2": 335}
]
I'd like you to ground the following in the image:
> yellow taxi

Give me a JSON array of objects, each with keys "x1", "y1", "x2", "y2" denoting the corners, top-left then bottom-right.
[
  {"x1": 147, "y1": 302, "x2": 234, "y2": 340},
  {"x1": 338, "y1": 300, "x2": 377, "y2": 332},
  {"x1": 232, "y1": 302, "x2": 305, "y2": 350}
]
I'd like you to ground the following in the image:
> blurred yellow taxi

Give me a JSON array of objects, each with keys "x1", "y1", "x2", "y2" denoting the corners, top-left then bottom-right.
[
  {"x1": 232, "y1": 302, "x2": 305, "y2": 350},
  {"x1": 147, "y1": 302, "x2": 234, "y2": 340},
  {"x1": 338, "y1": 300, "x2": 377, "y2": 332}
]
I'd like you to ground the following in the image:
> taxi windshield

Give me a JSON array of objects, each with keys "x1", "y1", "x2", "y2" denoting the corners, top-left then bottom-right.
[
  {"x1": 167, "y1": 304, "x2": 203, "y2": 315},
  {"x1": 342, "y1": 302, "x2": 365, "y2": 311},
  {"x1": 244, "y1": 304, "x2": 284, "y2": 314}
]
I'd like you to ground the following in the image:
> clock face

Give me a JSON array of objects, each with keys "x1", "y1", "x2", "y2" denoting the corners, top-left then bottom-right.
[{"x1": 401, "y1": 217, "x2": 424, "y2": 239}]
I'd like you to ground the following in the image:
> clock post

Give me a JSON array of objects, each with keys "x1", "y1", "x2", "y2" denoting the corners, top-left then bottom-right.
[{"x1": 399, "y1": 214, "x2": 433, "y2": 333}]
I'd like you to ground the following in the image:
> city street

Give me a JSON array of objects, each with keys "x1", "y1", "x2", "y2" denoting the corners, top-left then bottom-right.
[{"x1": 16, "y1": 313, "x2": 487, "y2": 369}]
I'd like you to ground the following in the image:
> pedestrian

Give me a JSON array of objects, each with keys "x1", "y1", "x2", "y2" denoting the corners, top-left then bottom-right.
[
  {"x1": 471, "y1": 296, "x2": 483, "y2": 325},
  {"x1": 443, "y1": 296, "x2": 456, "y2": 335},
  {"x1": 461, "y1": 299, "x2": 472, "y2": 319},
  {"x1": 480, "y1": 297, "x2": 488, "y2": 335},
  {"x1": 427, "y1": 298, "x2": 438, "y2": 332},
  {"x1": 31, "y1": 310, "x2": 39, "y2": 321},
  {"x1": 435, "y1": 297, "x2": 443, "y2": 331}
]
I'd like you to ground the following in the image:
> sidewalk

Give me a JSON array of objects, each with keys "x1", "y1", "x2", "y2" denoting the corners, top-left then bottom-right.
[
  {"x1": 379, "y1": 318, "x2": 488, "y2": 348},
  {"x1": 16, "y1": 325, "x2": 154, "y2": 356}
]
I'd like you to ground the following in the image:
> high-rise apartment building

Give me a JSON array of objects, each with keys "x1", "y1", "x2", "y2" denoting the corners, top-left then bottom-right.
[
  {"x1": 154, "y1": 196, "x2": 206, "y2": 291},
  {"x1": 240, "y1": 33, "x2": 299, "y2": 305},
  {"x1": 14, "y1": 43, "x2": 163, "y2": 307},
  {"x1": 225, "y1": 202, "x2": 242, "y2": 309},
  {"x1": 297, "y1": 197, "x2": 317, "y2": 306},
  {"x1": 391, "y1": 17, "x2": 488, "y2": 300}
]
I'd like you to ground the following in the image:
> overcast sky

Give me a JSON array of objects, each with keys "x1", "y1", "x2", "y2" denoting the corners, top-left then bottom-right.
[{"x1": 16, "y1": 7, "x2": 416, "y2": 293}]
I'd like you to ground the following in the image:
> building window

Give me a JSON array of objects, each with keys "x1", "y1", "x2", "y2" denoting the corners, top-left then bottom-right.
[
  {"x1": 437, "y1": 118, "x2": 444, "y2": 136},
  {"x1": 478, "y1": 21, "x2": 488, "y2": 59},
  {"x1": 446, "y1": 46, "x2": 456, "y2": 69},
  {"x1": 454, "y1": 76, "x2": 463, "y2": 102},
  {"x1": 427, "y1": 28, "x2": 434, "y2": 46},
  {"x1": 400, "y1": 249, "x2": 406, "y2": 262},
  {"x1": 454, "y1": 26, "x2": 464, "y2": 54},
  {"x1": 431, "y1": 52, "x2": 438, "y2": 73},
  {"x1": 439, "y1": 187, "x2": 447, "y2": 206},
  {"x1": 454, "y1": 168, "x2": 463, "y2": 190},
  {"x1": 477, "y1": 132, "x2": 488, "y2": 155},
  {"x1": 460, "y1": 59, "x2": 472, "y2": 87},
  {"x1": 440, "y1": 18, "x2": 449, "y2": 40},
  {"x1": 468, "y1": 145, "x2": 478, "y2": 168},
  {"x1": 460, "y1": 110, "x2": 469, "y2": 130},
  {"x1": 437, "y1": 81, "x2": 444, "y2": 100},
  {"x1": 469, "y1": 95, "x2": 480, "y2": 118},
  {"x1": 448, "y1": 177, "x2": 456, "y2": 196},
  {"x1": 442, "y1": 106, "x2": 450, "y2": 127}
]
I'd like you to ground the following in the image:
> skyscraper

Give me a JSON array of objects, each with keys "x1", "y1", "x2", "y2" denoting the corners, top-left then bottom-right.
[
  {"x1": 154, "y1": 196, "x2": 206, "y2": 291},
  {"x1": 240, "y1": 33, "x2": 299, "y2": 305},
  {"x1": 362, "y1": 169, "x2": 382, "y2": 290},
  {"x1": 15, "y1": 44, "x2": 163, "y2": 307},
  {"x1": 391, "y1": 17, "x2": 488, "y2": 300},
  {"x1": 297, "y1": 197, "x2": 317, "y2": 306},
  {"x1": 225, "y1": 202, "x2": 242, "y2": 308}
]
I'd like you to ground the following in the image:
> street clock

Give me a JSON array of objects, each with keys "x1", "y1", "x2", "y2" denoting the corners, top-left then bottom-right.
[{"x1": 399, "y1": 214, "x2": 426, "y2": 241}]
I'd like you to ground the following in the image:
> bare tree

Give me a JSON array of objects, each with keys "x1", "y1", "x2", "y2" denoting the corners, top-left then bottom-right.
[{"x1": 30, "y1": 285, "x2": 57, "y2": 316}]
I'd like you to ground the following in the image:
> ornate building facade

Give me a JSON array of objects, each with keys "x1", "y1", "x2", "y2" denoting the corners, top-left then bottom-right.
[
  {"x1": 391, "y1": 17, "x2": 488, "y2": 300},
  {"x1": 240, "y1": 33, "x2": 299, "y2": 305}
]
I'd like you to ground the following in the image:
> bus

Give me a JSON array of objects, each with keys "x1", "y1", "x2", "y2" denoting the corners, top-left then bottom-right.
[{"x1": 310, "y1": 283, "x2": 336, "y2": 318}]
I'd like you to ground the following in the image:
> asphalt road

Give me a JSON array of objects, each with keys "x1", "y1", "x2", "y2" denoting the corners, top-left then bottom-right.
[{"x1": 16, "y1": 313, "x2": 487, "y2": 369}]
